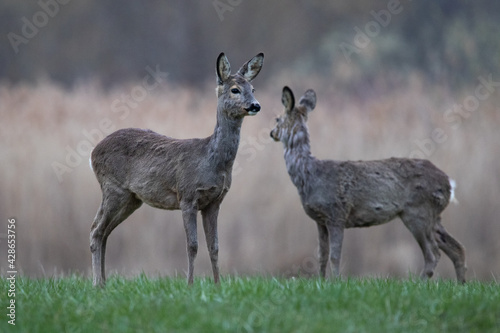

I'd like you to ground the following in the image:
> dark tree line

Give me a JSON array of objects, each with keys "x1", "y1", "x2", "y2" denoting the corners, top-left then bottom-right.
[{"x1": 2, "y1": 0, "x2": 499, "y2": 89}]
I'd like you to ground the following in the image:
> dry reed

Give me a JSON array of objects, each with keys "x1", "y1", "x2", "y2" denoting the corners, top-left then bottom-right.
[{"x1": 1, "y1": 77, "x2": 499, "y2": 281}]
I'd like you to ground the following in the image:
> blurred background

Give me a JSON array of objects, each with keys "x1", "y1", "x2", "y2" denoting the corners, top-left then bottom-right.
[{"x1": 1, "y1": 0, "x2": 499, "y2": 281}]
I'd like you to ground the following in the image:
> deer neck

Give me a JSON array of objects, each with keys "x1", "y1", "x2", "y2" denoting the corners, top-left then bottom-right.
[
  {"x1": 283, "y1": 121, "x2": 315, "y2": 193},
  {"x1": 207, "y1": 108, "x2": 243, "y2": 172}
]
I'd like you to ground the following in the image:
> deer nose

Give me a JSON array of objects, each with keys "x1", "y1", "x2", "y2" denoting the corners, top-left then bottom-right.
[{"x1": 246, "y1": 103, "x2": 261, "y2": 113}]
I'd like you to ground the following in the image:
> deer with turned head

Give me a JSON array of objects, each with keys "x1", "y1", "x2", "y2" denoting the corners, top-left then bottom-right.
[
  {"x1": 90, "y1": 52, "x2": 264, "y2": 286},
  {"x1": 270, "y1": 86, "x2": 466, "y2": 283}
]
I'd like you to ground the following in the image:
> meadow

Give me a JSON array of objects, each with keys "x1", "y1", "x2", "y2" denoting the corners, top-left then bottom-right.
[
  {"x1": 1, "y1": 74, "x2": 499, "y2": 282},
  {"x1": 2, "y1": 2, "x2": 499, "y2": 332},
  {"x1": 1, "y1": 276, "x2": 499, "y2": 332}
]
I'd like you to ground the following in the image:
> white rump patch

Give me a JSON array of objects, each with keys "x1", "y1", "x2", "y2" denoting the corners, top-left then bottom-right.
[
  {"x1": 89, "y1": 149, "x2": 94, "y2": 172},
  {"x1": 449, "y1": 178, "x2": 458, "y2": 205}
]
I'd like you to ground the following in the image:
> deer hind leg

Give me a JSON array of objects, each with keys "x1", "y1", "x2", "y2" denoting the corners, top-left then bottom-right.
[
  {"x1": 401, "y1": 212, "x2": 441, "y2": 280},
  {"x1": 435, "y1": 219, "x2": 467, "y2": 283},
  {"x1": 90, "y1": 205, "x2": 107, "y2": 287},
  {"x1": 90, "y1": 189, "x2": 142, "y2": 287},
  {"x1": 202, "y1": 203, "x2": 221, "y2": 284},
  {"x1": 316, "y1": 223, "x2": 329, "y2": 278}
]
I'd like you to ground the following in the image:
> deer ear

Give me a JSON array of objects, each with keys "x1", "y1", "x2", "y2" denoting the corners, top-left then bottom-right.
[
  {"x1": 237, "y1": 53, "x2": 264, "y2": 82},
  {"x1": 299, "y1": 89, "x2": 316, "y2": 112},
  {"x1": 282, "y1": 86, "x2": 295, "y2": 112},
  {"x1": 216, "y1": 53, "x2": 231, "y2": 85}
]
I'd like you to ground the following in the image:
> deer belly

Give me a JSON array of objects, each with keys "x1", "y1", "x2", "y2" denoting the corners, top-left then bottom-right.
[
  {"x1": 136, "y1": 190, "x2": 180, "y2": 210},
  {"x1": 346, "y1": 201, "x2": 401, "y2": 228}
]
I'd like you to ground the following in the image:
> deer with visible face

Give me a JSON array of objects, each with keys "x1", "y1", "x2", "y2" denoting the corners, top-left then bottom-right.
[
  {"x1": 90, "y1": 53, "x2": 264, "y2": 286},
  {"x1": 270, "y1": 86, "x2": 466, "y2": 283}
]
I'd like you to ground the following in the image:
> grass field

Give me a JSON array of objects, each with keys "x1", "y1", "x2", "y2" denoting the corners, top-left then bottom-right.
[{"x1": 1, "y1": 276, "x2": 499, "y2": 332}]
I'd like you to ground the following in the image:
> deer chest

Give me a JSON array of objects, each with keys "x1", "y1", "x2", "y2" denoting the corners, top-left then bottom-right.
[{"x1": 195, "y1": 172, "x2": 230, "y2": 209}]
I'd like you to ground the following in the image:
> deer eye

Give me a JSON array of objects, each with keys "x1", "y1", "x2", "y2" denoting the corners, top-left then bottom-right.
[{"x1": 231, "y1": 88, "x2": 241, "y2": 94}]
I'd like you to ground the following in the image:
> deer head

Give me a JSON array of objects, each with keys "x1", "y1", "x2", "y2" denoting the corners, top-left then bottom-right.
[
  {"x1": 270, "y1": 86, "x2": 317, "y2": 143},
  {"x1": 216, "y1": 52, "x2": 264, "y2": 119}
]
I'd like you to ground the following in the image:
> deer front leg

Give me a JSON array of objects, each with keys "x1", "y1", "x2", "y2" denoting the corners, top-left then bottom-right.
[
  {"x1": 326, "y1": 223, "x2": 345, "y2": 278},
  {"x1": 181, "y1": 205, "x2": 198, "y2": 285},
  {"x1": 316, "y1": 223, "x2": 329, "y2": 278},
  {"x1": 202, "y1": 202, "x2": 221, "y2": 284}
]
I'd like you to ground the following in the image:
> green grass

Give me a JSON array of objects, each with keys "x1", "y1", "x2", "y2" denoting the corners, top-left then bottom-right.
[{"x1": 1, "y1": 275, "x2": 499, "y2": 333}]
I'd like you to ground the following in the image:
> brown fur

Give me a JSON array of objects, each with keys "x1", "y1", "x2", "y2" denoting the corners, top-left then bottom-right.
[
  {"x1": 271, "y1": 86, "x2": 466, "y2": 282},
  {"x1": 90, "y1": 53, "x2": 264, "y2": 286}
]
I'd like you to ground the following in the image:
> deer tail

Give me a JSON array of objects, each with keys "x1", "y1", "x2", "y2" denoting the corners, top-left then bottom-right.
[{"x1": 449, "y1": 178, "x2": 459, "y2": 205}]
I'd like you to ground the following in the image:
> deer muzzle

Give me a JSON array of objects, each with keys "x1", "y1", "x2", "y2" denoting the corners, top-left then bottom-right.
[{"x1": 245, "y1": 102, "x2": 261, "y2": 115}]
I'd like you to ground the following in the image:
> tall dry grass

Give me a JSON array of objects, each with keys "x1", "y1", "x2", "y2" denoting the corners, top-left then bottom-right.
[{"x1": 1, "y1": 76, "x2": 499, "y2": 281}]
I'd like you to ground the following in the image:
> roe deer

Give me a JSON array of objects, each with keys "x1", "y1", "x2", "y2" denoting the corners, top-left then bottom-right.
[
  {"x1": 90, "y1": 52, "x2": 264, "y2": 286},
  {"x1": 270, "y1": 86, "x2": 466, "y2": 283}
]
